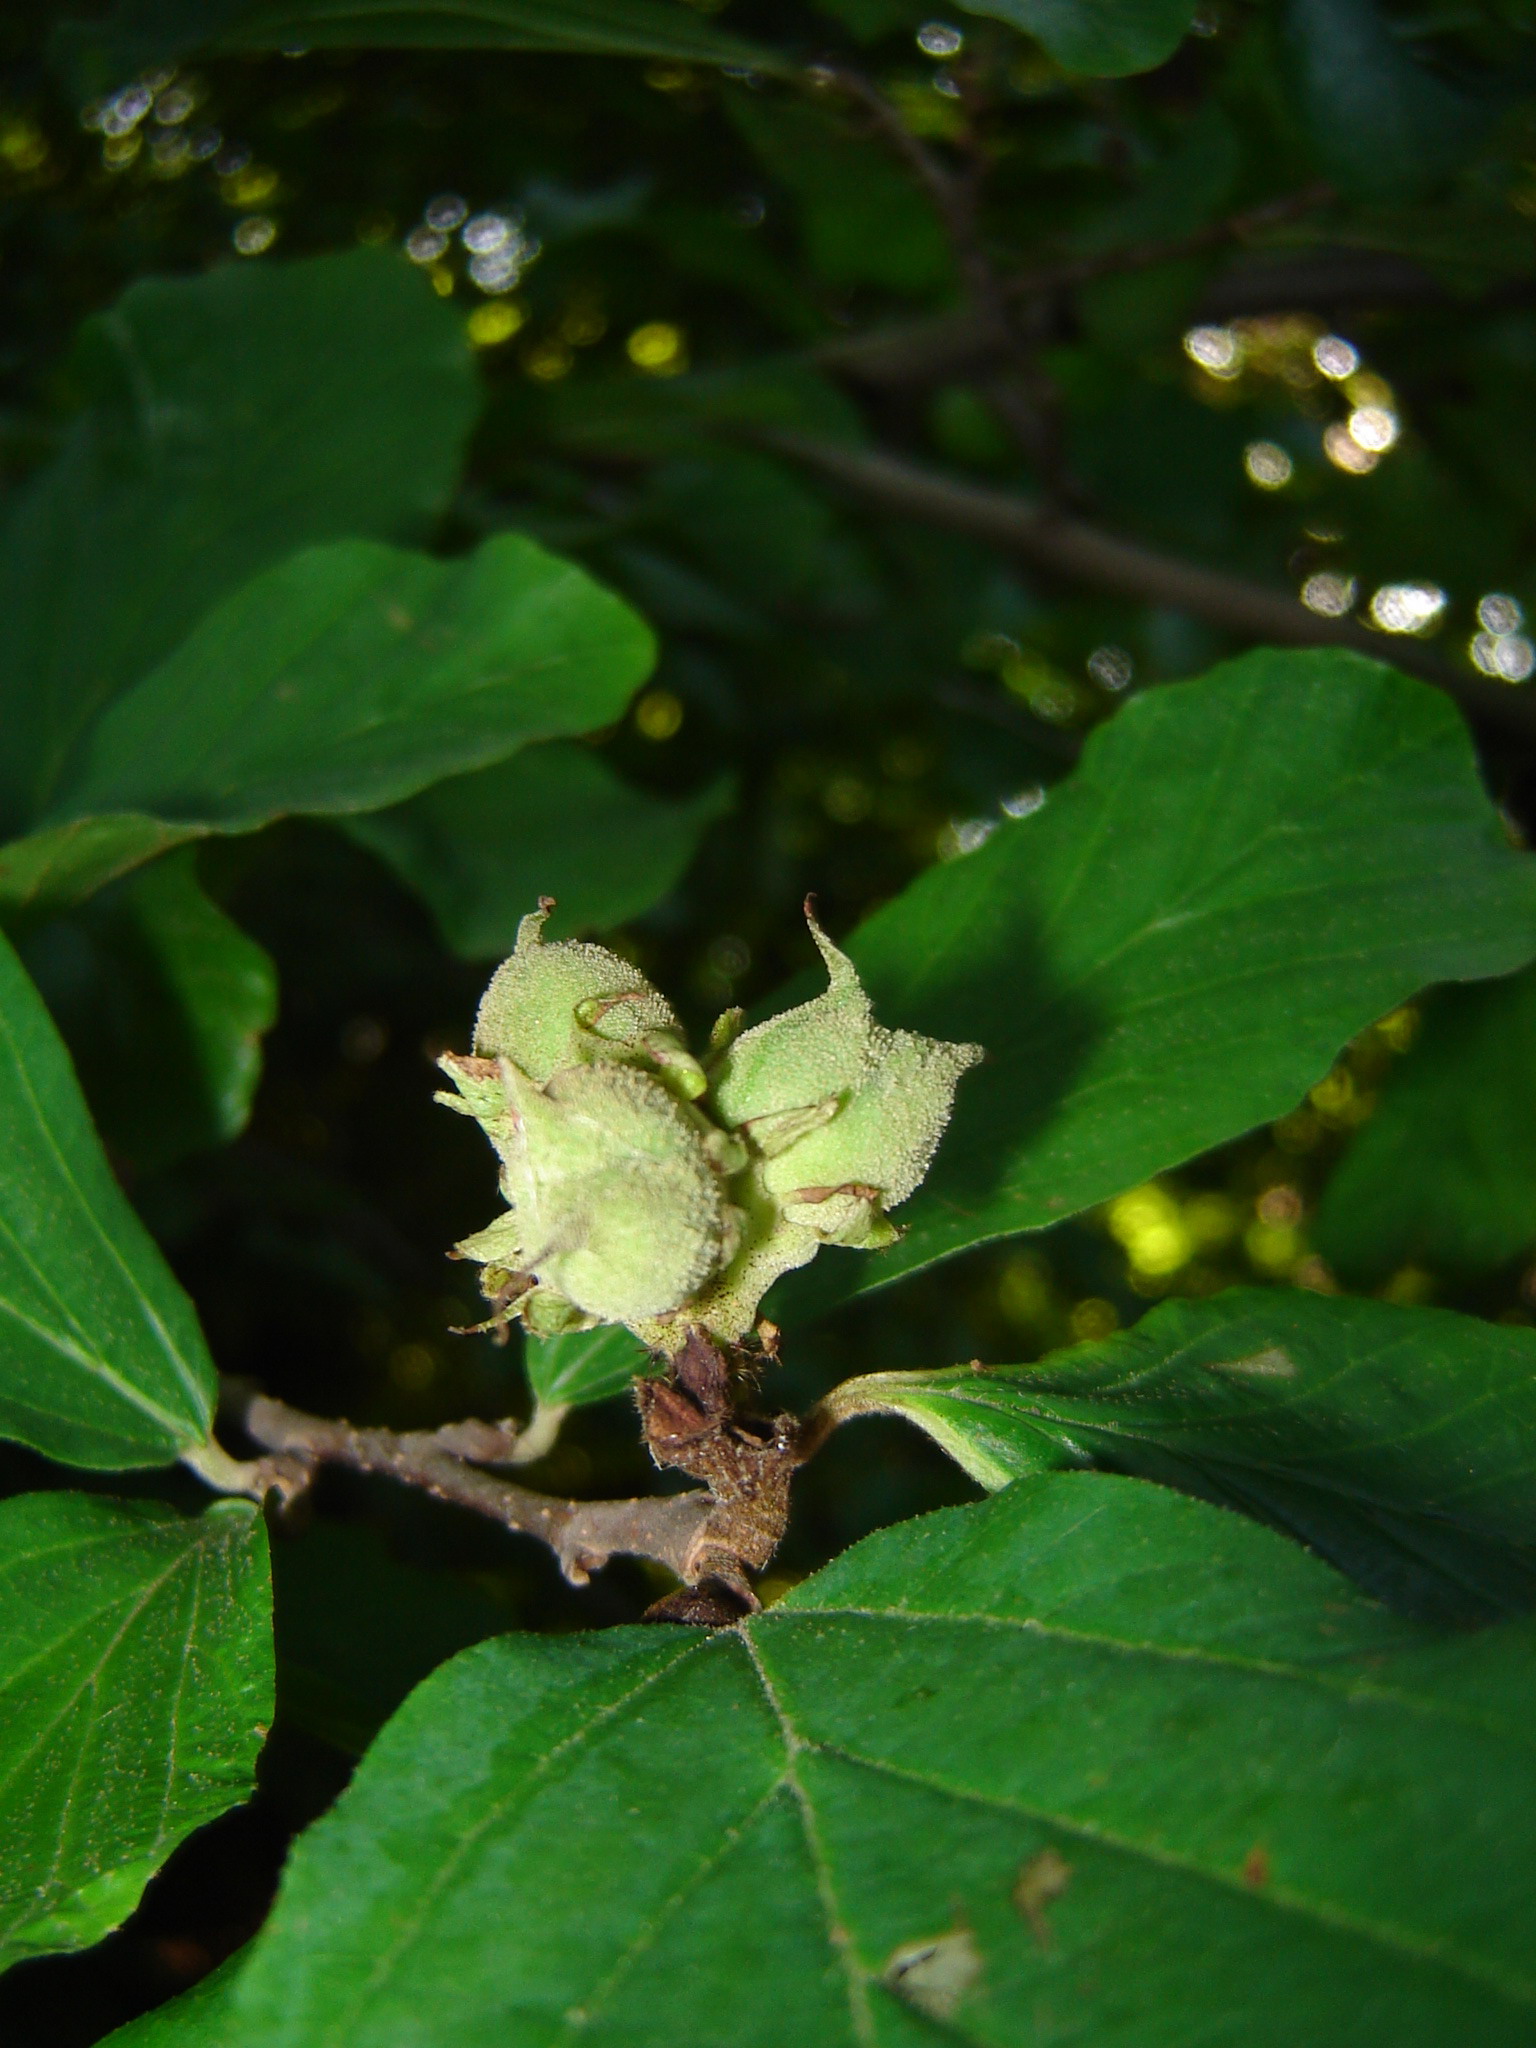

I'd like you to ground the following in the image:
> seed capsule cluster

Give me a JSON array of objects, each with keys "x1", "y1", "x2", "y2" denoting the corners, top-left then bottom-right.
[{"x1": 437, "y1": 901, "x2": 982, "y2": 1350}]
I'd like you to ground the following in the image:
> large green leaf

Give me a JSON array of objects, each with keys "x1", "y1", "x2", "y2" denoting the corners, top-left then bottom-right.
[
  {"x1": 0, "y1": 929, "x2": 216, "y2": 1467},
  {"x1": 39, "y1": 535, "x2": 654, "y2": 835},
  {"x1": 1316, "y1": 966, "x2": 1536, "y2": 1282},
  {"x1": 775, "y1": 652, "x2": 1536, "y2": 1316},
  {"x1": 821, "y1": 1288, "x2": 1536, "y2": 1623},
  {"x1": 728, "y1": 93, "x2": 952, "y2": 294},
  {"x1": 0, "y1": 1493, "x2": 272, "y2": 1974},
  {"x1": 345, "y1": 744, "x2": 729, "y2": 959},
  {"x1": 0, "y1": 816, "x2": 200, "y2": 921},
  {"x1": 58, "y1": 0, "x2": 782, "y2": 74},
  {"x1": 0, "y1": 251, "x2": 476, "y2": 837},
  {"x1": 220, "y1": 0, "x2": 782, "y2": 67},
  {"x1": 226, "y1": 1473, "x2": 1536, "y2": 2045},
  {"x1": 961, "y1": 0, "x2": 1198, "y2": 75},
  {"x1": 20, "y1": 851, "x2": 277, "y2": 1175},
  {"x1": 1283, "y1": 0, "x2": 1483, "y2": 203}
]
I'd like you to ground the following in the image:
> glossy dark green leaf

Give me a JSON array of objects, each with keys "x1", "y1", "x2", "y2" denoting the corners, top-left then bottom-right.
[
  {"x1": 0, "y1": 931, "x2": 217, "y2": 1467},
  {"x1": 226, "y1": 1474, "x2": 1536, "y2": 2045},
  {"x1": 0, "y1": 251, "x2": 476, "y2": 838},
  {"x1": 345, "y1": 743, "x2": 729, "y2": 960},
  {"x1": 1283, "y1": 0, "x2": 1483, "y2": 202},
  {"x1": 20, "y1": 851, "x2": 277, "y2": 1175},
  {"x1": 1316, "y1": 967, "x2": 1536, "y2": 1282},
  {"x1": 775, "y1": 652, "x2": 1536, "y2": 1316},
  {"x1": 39, "y1": 534, "x2": 653, "y2": 835},
  {"x1": 822, "y1": 1287, "x2": 1536, "y2": 1622},
  {"x1": 963, "y1": 0, "x2": 1198, "y2": 75},
  {"x1": 0, "y1": 816, "x2": 199, "y2": 921},
  {"x1": 0, "y1": 1493, "x2": 272, "y2": 1973},
  {"x1": 523, "y1": 1322, "x2": 652, "y2": 1412},
  {"x1": 728, "y1": 93, "x2": 952, "y2": 294},
  {"x1": 218, "y1": 0, "x2": 782, "y2": 67},
  {"x1": 65, "y1": 0, "x2": 781, "y2": 74}
]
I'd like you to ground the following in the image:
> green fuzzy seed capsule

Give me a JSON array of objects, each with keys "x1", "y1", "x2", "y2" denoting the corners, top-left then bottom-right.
[
  {"x1": 710, "y1": 911, "x2": 872, "y2": 1130},
  {"x1": 440, "y1": 899, "x2": 982, "y2": 1350},
  {"x1": 464, "y1": 1057, "x2": 738, "y2": 1329},
  {"x1": 711, "y1": 907, "x2": 982, "y2": 1243},
  {"x1": 518, "y1": 1063, "x2": 735, "y2": 1324},
  {"x1": 474, "y1": 901, "x2": 706, "y2": 1099}
]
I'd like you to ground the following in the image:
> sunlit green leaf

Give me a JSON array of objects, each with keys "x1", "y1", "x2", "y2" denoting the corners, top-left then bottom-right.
[
  {"x1": 345, "y1": 743, "x2": 729, "y2": 960},
  {"x1": 774, "y1": 652, "x2": 1536, "y2": 1317},
  {"x1": 822, "y1": 1287, "x2": 1536, "y2": 1622},
  {"x1": 0, "y1": 1493, "x2": 272, "y2": 1974},
  {"x1": 0, "y1": 930, "x2": 217, "y2": 1466},
  {"x1": 1317, "y1": 966, "x2": 1536, "y2": 1282},
  {"x1": 20, "y1": 852, "x2": 277, "y2": 1175},
  {"x1": 0, "y1": 251, "x2": 476, "y2": 838},
  {"x1": 36, "y1": 535, "x2": 652, "y2": 834},
  {"x1": 226, "y1": 1474, "x2": 1536, "y2": 2045}
]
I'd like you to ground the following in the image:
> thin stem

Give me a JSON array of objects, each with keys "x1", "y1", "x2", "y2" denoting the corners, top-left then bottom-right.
[
  {"x1": 750, "y1": 429, "x2": 1536, "y2": 744},
  {"x1": 190, "y1": 1381, "x2": 715, "y2": 1589},
  {"x1": 822, "y1": 62, "x2": 1077, "y2": 490},
  {"x1": 814, "y1": 184, "x2": 1335, "y2": 391}
]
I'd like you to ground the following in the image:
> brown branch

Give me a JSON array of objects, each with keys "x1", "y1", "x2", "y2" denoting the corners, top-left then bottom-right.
[
  {"x1": 749, "y1": 430, "x2": 1536, "y2": 744},
  {"x1": 821, "y1": 64, "x2": 1082, "y2": 494},
  {"x1": 815, "y1": 184, "x2": 1335, "y2": 390},
  {"x1": 822, "y1": 65, "x2": 994, "y2": 309},
  {"x1": 213, "y1": 1379, "x2": 715, "y2": 1590},
  {"x1": 1004, "y1": 183, "x2": 1336, "y2": 308}
]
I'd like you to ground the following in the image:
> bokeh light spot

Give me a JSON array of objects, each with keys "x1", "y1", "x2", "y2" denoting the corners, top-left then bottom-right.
[
  {"x1": 1243, "y1": 440, "x2": 1293, "y2": 488},
  {"x1": 635, "y1": 689, "x2": 684, "y2": 741},
  {"x1": 1312, "y1": 334, "x2": 1359, "y2": 380},
  {"x1": 627, "y1": 321, "x2": 688, "y2": 375},
  {"x1": 1183, "y1": 325, "x2": 1240, "y2": 377},
  {"x1": 232, "y1": 214, "x2": 278, "y2": 256},
  {"x1": 467, "y1": 301, "x2": 525, "y2": 347},
  {"x1": 1369, "y1": 583, "x2": 1445, "y2": 635},
  {"x1": 1300, "y1": 571, "x2": 1357, "y2": 617}
]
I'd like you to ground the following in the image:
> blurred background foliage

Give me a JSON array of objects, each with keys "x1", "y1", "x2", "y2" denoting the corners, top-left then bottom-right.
[{"x1": 6, "y1": 0, "x2": 1536, "y2": 2035}]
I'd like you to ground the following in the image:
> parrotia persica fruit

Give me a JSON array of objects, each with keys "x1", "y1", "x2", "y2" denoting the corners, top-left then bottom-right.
[{"x1": 438, "y1": 899, "x2": 981, "y2": 1351}]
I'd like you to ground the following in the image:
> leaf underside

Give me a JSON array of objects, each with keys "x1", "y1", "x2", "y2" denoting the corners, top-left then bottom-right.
[
  {"x1": 830, "y1": 1287, "x2": 1536, "y2": 1623},
  {"x1": 0, "y1": 1494, "x2": 273, "y2": 1974}
]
